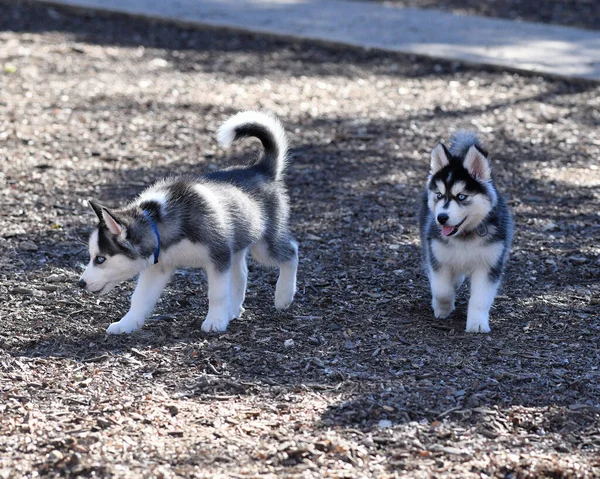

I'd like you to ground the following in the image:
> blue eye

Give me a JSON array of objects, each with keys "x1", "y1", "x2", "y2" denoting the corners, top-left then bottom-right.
[
  {"x1": 436, "y1": 192, "x2": 443, "y2": 200},
  {"x1": 94, "y1": 255, "x2": 106, "y2": 265},
  {"x1": 457, "y1": 194, "x2": 468, "y2": 201}
]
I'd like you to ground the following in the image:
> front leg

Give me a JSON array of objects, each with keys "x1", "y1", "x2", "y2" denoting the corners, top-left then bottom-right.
[
  {"x1": 429, "y1": 266, "x2": 456, "y2": 319},
  {"x1": 107, "y1": 266, "x2": 173, "y2": 334},
  {"x1": 465, "y1": 269, "x2": 499, "y2": 333},
  {"x1": 201, "y1": 264, "x2": 232, "y2": 333}
]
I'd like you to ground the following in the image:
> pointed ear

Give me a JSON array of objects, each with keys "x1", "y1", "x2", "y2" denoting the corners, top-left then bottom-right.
[
  {"x1": 430, "y1": 143, "x2": 450, "y2": 174},
  {"x1": 101, "y1": 208, "x2": 125, "y2": 237},
  {"x1": 88, "y1": 199, "x2": 104, "y2": 222},
  {"x1": 463, "y1": 146, "x2": 491, "y2": 181}
]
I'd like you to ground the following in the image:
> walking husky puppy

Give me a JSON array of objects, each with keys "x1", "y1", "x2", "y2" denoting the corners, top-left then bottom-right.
[
  {"x1": 78, "y1": 111, "x2": 298, "y2": 334},
  {"x1": 419, "y1": 132, "x2": 513, "y2": 333}
]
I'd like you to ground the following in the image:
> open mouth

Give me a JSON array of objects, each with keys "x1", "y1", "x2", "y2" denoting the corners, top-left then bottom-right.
[{"x1": 441, "y1": 217, "x2": 467, "y2": 237}]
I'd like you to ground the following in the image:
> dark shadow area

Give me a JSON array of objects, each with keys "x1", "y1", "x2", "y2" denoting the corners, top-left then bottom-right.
[
  {"x1": 0, "y1": 0, "x2": 445, "y2": 80},
  {"x1": 5, "y1": 0, "x2": 599, "y2": 83}
]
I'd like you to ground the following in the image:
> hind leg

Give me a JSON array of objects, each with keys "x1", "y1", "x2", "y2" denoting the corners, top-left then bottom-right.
[
  {"x1": 454, "y1": 273, "x2": 466, "y2": 290},
  {"x1": 251, "y1": 238, "x2": 298, "y2": 310},
  {"x1": 274, "y1": 240, "x2": 298, "y2": 310},
  {"x1": 229, "y1": 249, "x2": 248, "y2": 320}
]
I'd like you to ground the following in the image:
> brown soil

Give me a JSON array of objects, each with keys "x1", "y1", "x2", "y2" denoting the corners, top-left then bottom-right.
[{"x1": 1, "y1": 1, "x2": 599, "y2": 478}]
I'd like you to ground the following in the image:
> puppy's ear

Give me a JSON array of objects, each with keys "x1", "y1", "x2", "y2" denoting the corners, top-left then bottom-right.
[
  {"x1": 88, "y1": 199, "x2": 104, "y2": 222},
  {"x1": 101, "y1": 208, "x2": 126, "y2": 237},
  {"x1": 464, "y1": 145, "x2": 491, "y2": 181},
  {"x1": 430, "y1": 143, "x2": 450, "y2": 174}
]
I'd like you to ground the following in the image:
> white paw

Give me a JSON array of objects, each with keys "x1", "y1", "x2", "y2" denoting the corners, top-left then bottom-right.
[
  {"x1": 106, "y1": 318, "x2": 144, "y2": 334},
  {"x1": 230, "y1": 305, "x2": 245, "y2": 320},
  {"x1": 275, "y1": 286, "x2": 295, "y2": 310},
  {"x1": 465, "y1": 315, "x2": 491, "y2": 333},
  {"x1": 433, "y1": 298, "x2": 454, "y2": 319},
  {"x1": 201, "y1": 315, "x2": 230, "y2": 333}
]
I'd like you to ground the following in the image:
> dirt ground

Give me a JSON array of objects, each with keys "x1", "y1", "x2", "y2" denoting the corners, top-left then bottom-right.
[
  {"x1": 374, "y1": 0, "x2": 600, "y2": 31},
  {"x1": 0, "y1": 1, "x2": 599, "y2": 478}
]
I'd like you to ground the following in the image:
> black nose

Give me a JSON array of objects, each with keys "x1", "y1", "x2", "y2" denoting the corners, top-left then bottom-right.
[
  {"x1": 77, "y1": 279, "x2": 87, "y2": 289},
  {"x1": 437, "y1": 213, "x2": 449, "y2": 225}
]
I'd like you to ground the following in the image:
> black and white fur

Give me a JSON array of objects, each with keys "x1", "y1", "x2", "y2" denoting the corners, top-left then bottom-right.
[
  {"x1": 418, "y1": 132, "x2": 513, "y2": 333},
  {"x1": 78, "y1": 111, "x2": 298, "y2": 334}
]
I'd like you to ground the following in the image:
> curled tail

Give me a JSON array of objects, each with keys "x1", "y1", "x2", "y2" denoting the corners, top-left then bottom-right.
[{"x1": 217, "y1": 110, "x2": 289, "y2": 181}]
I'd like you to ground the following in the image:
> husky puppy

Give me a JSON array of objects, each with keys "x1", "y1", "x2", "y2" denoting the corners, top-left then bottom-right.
[
  {"x1": 78, "y1": 111, "x2": 298, "y2": 334},
  {"x1": 418, "y1": 132, "x2": 513, "y2": 333}
]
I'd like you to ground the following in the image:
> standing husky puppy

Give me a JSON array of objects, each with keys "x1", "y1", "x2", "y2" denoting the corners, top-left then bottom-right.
[
  {"x1": 78, "y1": 111, "x2": 298, "y2": 334},
  {"x1": 419, "y1": 132, "x2": 513, "y2": 333}
]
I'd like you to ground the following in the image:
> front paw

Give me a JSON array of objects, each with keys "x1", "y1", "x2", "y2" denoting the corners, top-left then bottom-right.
[
  {"x1": 107, "y1": 317, "x2": 144, "y2": 334},
  {"x1": 465, "y1": 314, "x2": 491, "y2": 333},
  {"x1": 201, "y1": 314, "x2": 230, "y2": 333},
  {"x1": 230, "y1": 305, "x2": 245, "y2": 320},
  {"x1": 433, "y1": 298, "x2": 454, "y2": 319}
]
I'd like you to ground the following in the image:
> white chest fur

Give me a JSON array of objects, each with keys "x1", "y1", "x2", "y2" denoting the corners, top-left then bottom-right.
[{"x1": 431, "y1": 237, "x2": 503, "y2": 275}]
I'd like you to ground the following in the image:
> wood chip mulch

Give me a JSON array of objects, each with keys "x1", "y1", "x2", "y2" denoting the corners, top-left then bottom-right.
[{"x1": 1, "y1": 1, "x2": 599, "y2": 477}]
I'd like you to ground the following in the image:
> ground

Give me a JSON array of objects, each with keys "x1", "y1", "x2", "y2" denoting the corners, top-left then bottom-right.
[{"x1": 1, "y1": 1, "x2": 599, "y2": 478}]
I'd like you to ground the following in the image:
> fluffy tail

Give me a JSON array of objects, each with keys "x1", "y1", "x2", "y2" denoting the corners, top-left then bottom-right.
[
  {"x1": 217, "y1": 111, "x2": 289, "y2": 181},
  {"x1": 449, "y1": 131, "x2": 487, "y2": 158}
]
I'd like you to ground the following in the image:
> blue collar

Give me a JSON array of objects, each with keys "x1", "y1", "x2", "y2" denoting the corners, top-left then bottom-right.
[{"x1": 143, "y1": 210, "x2": 161, "y2": 264}]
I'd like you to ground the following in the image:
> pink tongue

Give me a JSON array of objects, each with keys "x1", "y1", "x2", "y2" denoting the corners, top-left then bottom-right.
[{"x1": 442, "y1": 225, "x2": 455, "y2": 236}]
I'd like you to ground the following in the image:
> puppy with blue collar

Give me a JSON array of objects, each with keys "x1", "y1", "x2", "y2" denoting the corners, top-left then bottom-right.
[{"x1": 78, "y1": 111, "x2": 298, "y2": 334}]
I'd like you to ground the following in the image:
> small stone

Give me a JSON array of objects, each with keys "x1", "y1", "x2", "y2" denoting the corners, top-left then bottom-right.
[
  {"x1": 378, "y1": 419, "x2": 392, "y2": 429},
  {"x1": 47, "y1": 450, "x2": 64, "y2": 462},
  {"x1": 149, "y1": 58, "x2": 169, "y2": 68},
  {"x1": 284, "y1": 339, "x2": 295, "y2": 348},
  {"x1": 19, "y1": 240, "x2": 38, "y2": 252},
  {"x1": 541, "y1": 221, "x2": 558, "y2": 232}
]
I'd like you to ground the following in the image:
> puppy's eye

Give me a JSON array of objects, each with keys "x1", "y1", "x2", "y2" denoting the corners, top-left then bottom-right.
[
  {"x1": 94, "y1": 255, "x2": 106, "y2": 265},
  {"x1": 435, "y1": 192, "x2": 443, "y2": 200},
  {"x1": 457, "y1": 194, "x2": 468, "y2": 201}
]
